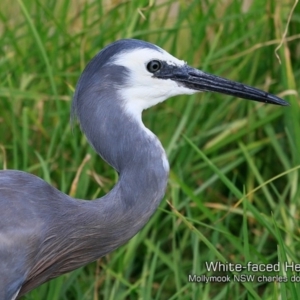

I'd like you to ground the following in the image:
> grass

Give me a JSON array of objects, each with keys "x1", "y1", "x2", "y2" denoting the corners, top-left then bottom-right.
[{"x1": 0, "y1": 0, "x2": 299, "y2": 299}]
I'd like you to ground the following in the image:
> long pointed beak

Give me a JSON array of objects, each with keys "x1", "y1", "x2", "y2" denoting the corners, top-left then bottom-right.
[{"x1": 156, "y1": 64, "x2": 289, "y2": 106}]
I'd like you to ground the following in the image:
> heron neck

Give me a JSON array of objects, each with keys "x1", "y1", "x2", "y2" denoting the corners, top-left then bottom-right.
[{"x1": 75, "y1": 101, "x2": 169, "y2": 256}]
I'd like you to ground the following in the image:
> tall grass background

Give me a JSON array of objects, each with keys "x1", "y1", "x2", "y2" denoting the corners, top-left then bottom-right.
[{"x1": 0, "y1": 0, "x2": 299, "y2": 299}]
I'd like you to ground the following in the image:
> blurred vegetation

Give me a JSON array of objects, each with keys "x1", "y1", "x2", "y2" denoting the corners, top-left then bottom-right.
[{"x1": 0, "y1": 0, "x2": 300, "y2": 299}]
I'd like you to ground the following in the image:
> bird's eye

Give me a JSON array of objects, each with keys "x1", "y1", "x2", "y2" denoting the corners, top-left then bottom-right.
[{"x1": 146, "y1": 60, "x2": 162, "y2": 73}]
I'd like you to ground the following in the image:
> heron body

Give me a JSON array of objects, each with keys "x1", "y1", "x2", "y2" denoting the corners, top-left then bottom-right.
[{"x1": 0, "y1": 39, "x2": 288, "y2": 299}]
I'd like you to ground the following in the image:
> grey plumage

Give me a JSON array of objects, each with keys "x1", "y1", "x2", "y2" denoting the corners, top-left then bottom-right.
[{"x1": 0, "y1": 39, "x2": 288, "y2": 299}]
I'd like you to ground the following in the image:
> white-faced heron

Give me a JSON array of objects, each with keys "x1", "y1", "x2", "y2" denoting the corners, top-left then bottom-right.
[{"x1": 0, "y1": 39, "x2": 288, "y2": 299}]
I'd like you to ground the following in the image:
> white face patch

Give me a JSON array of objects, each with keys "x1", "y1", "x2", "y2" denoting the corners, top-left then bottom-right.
[{"x1": 112, "y1": 47, "x2": 197, "y2": 122}]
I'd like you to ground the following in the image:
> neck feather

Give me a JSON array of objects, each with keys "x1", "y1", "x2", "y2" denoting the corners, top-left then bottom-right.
[{"x1": 71, "y1": 90, "x2": 169, "y2": 263}]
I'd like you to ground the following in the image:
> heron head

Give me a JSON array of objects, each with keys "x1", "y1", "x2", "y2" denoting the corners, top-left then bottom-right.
[{"x1": 73, "y1": 39, "x2": 288, "y2": 123}]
